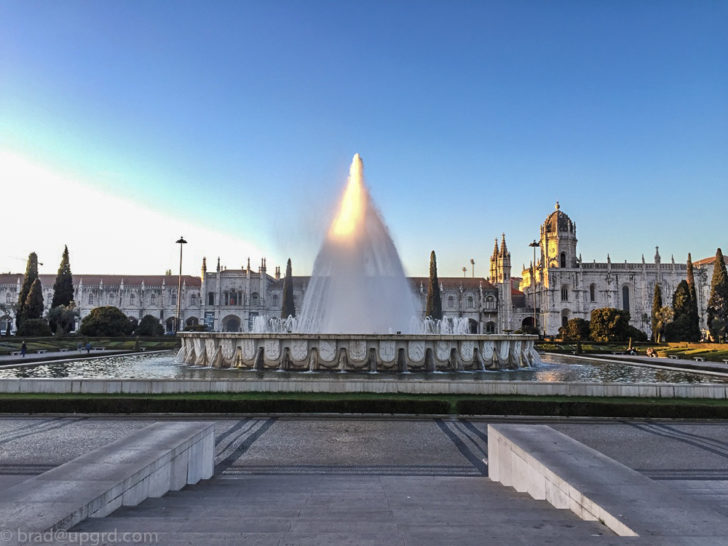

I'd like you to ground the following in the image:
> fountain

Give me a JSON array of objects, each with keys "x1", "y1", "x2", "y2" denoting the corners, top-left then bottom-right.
[{"x1": 179, "y1": 154, "x2": 539, "y2": 372}]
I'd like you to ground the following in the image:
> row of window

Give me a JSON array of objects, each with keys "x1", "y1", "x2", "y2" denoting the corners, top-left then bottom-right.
[
  {"x1": 208, "y1": 291, "x2": 282, "y2": 307},
  {"x1": 85, "y1": 292, "x2": 199, "y2": 306},
  {"x1": 559, "y1": 284, "x2": 630, "y2": 312}
]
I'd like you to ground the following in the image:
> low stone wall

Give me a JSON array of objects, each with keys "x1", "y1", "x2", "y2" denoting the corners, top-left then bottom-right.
[
  {"x1": 488, "y1": 424, "x2": 728, "y2": 539},
  {"x1": 0, "y1": 422, "x2": 214, "y2": 542},
  {"x1": 177, "y1": 333, "x2": 540, "y2": 372},
  {"x1": 1, "y1": 377, "x2": 726, "y2": 398}
]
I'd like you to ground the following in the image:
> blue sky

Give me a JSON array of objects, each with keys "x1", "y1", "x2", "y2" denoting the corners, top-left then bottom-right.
[{"x1": 1, "y1": 1, "x2": 726, "y2": 277}]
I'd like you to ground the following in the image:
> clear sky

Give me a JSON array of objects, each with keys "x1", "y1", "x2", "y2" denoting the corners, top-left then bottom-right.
[{"x1": 1, "y1": 1, "x2": 726, "y2": 279}]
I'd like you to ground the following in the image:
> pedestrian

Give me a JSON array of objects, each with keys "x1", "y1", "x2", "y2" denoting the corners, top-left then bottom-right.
[
  {"x1": 85, "y1": 341, "x2": 91, "y2": 354},
  {"x1": 21, "y1": 341, "x2": 27, "y2": 358}
]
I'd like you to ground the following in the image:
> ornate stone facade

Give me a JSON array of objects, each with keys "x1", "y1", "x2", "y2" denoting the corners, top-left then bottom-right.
[
  {"x1": 0, "y1": 204, "x2": 716, "y2": 337},
  {"x1": 517, "y1": 203, "x2": 696, "y2": 337}
]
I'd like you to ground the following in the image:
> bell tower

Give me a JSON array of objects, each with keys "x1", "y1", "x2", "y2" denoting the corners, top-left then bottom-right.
[{"x1": 540, "y1": 202, "x2": 577, "y2": 270}]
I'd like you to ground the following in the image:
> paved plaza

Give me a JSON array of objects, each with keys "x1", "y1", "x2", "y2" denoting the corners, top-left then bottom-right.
[{"x1": 0, "y1": 416, "x2": 727, "y2": 544}]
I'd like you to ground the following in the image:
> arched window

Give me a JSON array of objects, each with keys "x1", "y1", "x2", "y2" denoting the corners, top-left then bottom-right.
[
  {"x1": 88, "y1": 293, "x2": 94, "y2": 305},
  {"x1": 589, "y1": 283, "x2": 596, "y2": 302},
  {"x1": 561, "y1": 309, "x2": 570, "y2": 328},
  {"x1": 207, "y1": 292, "x2": 215, "y2": 305},
  {"x1": 485, "y1": 321, "x2": 496, "y2": 334},
  {"x1": 467, "y1": 296, "x2": 474, "y2": 308},
  {"x1": 272, "y1": 294, "x2": 279, "y2": 308},
  {"x1": 560, "y1": 252, "x2": 567, "y2": 268},
  {"x1": 561, "y1": 285, "x2": 568, "y2": 302},
  {"x1": 150, "y1": 293, "x2": 156, "y2": 305},
  {"x1": 130, "y1": 293, "x2": 135, "y2": 304},
  {"x1": 622, "y1": 285, "x2": 630, "y2": 312},
  {"x1": 251, "y1": 292, "x2": 259, "y2": 306},
  {"x1": 447, "y1": 295, "x2": 454, "y2": 308}
]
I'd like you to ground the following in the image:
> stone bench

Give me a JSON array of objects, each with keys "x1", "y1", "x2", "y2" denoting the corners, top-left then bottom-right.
[
  {"x1": 723, "y1": 359, "x2": 728, "y2": 364},
  {"x1": 59, "y1": 348, "x2": 70, "y2": 352},
  {"x1": 0, "y1": 422, "x2": 214, "y2": 543},
  {"x1": 36, "y1": 349, "x2": 48, "y2": 354},
  {"x1": 10, "y1": 351, "x2": 22, "y2": 356},
  {"x1": 668, "y1": 355, "x2": 679, "y2": 359},
  {"x1": 693, "y1": 356, "x2": 705, "y2": 362},
  {"x1": 92, "y1": 347, "x2": 106, "y2": 351},
  {"x1": 488, "y1": 424, "x2": 728, "y2": 539}
]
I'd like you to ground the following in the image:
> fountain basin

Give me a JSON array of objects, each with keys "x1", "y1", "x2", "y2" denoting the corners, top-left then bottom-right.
[{"x1": 178, "y1": 333, "x2": 539, "y2": 372}]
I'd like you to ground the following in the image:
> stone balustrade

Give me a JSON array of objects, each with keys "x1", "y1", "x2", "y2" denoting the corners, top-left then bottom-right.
[{"x1": 177, "y1": 333, "x2": 539, "y2": 372}]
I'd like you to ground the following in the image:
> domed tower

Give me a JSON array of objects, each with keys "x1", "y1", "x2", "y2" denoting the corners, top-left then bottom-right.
[{"x1": 540, "y1": 202, "x2": 577, "y2": 269}]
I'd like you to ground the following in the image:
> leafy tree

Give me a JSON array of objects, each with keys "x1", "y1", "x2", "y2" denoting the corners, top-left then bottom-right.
[
  {"x1": 589, "y1": 308, "x2": 631, "y2": 342},
  {"x1": 16, "y1": 252, "x2": 39, "y2": 328},
  {"x1": 79, "y1": 306, "x2": 133, "y2": 337},
  {"x1": 626, "y1": 325, "x2": 648, "y2": 342},
  {"x1": 665, "y1": 280, "x2": 700, "y2": 342},
  {"x1": 51, "y1": 245, "x2": 74, "y2": 308},
  {"x1": 707, "y1": 248, "x2": 728, "y2": 342},
  {"x1": 561, "y1": 318, "x2": 590, "y2": 341},
  {"x1": 425, "y1": 250, "x2": 442, "y2": 320},
  {"x1": 654, "y1": 306, "x2": 674, "y2": 343},
  {"x1": 685, "y1": 253, "x2": 701, "y2": 340},
  {"x1": 127, "y1": 316, "x2": 139, "y2": 334},
  {"x1": 48, "y1": 304, "x2": 78, "y2": 336},
  {"x1": 23, "y1": 278, "x2": 44, "y2": 322},
  {"x1": 136, "y1": 314, "x2": 164, "y2": 336},
  {"x1": 280, "y1": 258, "x2": 296, "y2": 319},
  {"x1": 651, "y1": 283, "x2": 662, "y2": 341},
  {"x1": 17, "y1": 318, "x2": 51, "y2": 337}
]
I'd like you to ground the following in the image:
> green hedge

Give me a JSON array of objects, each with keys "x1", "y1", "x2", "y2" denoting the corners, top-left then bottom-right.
[
  {"x1": 1, "y1": 395, "x2": 727, "y2": 418},
  {"x1": 455, "y1": 398, "x2": 728, "y2": 419},
  {"x1": 0, "y1": 397, "x2": 451, "y2": 415}
]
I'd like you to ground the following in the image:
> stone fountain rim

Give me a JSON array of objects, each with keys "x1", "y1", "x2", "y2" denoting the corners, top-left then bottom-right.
[{"x1": 177, "y1": 333, "x2": 538, "y2": 341}]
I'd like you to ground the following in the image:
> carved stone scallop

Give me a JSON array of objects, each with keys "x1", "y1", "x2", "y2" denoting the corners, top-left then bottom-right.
[
  {"x1": 221, "y1": 340, "x2": 235, "y2": 361},
  {"x1": 318, "y1": 341, "x2": 336, "y2": 362},
  {"x1": 264, "y1": 340, "x2": 280, "y2": 361},
  {"x1": 379, "y1": 341, "x2": 396, "y2": 362},
  {"x1": 242, "y1": 339, "x2": 256, "y2": 360},
  {"x1": 481, "y1": 341, "x2": 495, "y2": 361},
  {"x1": 436, "y1": 342, "x2": 451, "y2": 361},
  {"x1": 349, "y1": 340, "x2": 367, "y2": 361},
  {"x1": 291, "y1": 340, "x2": 308, "y2": 361},
  {"x1": 408, "y1": 341, "x2": 425, "y2": 362},
  {"x1": 459, "y1": 341, "x2": 475, "y2": 362}
]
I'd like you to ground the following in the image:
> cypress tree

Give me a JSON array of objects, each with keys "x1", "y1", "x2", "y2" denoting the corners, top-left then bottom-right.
[
  {"x1": 24, "y1": 278, "x2": 44, "y2": 321},
  {"x1": 685, "y1": 254, "x2": 701, "y2": 341},
  {"x1": 665, "y1": 280, "x2": 699, "y2": 342},
  {"x1": 51, "y1": 245, "x2": 74, "y2": 308},
  {"x1": 16, "y1": 252, "x2": 39, "y2": 328},
  {"x1": 280, "y1": 258, "x2": 296, "y2": 319},
  {"x1": 707, "y1": 248, "x2": 728, "y2": 342},
  {"x1": 651, "y1": 283, "x2": 662, "y2": 341},
  {"x1": 425, "y1": 250, "x2": 442, "y2": 320}
]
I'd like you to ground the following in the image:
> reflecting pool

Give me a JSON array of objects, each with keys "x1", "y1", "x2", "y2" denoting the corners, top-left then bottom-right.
[{"x1": 0, "y1": 352, "x2": 725, "y2": 384}]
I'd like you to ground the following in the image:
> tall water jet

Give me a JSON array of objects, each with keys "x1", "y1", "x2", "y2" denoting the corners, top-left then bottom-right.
[{"x1": 297, "y1": 154, "x2": 420, "y2": 333}]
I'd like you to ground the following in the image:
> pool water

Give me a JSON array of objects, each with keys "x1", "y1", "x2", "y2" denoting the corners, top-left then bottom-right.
[{"x1": 0, "y1": 352, "x2": 725, "y2": 383}]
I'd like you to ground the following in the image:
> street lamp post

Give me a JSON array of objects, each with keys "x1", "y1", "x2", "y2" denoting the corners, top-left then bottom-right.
[
  {"x1": 175, "y1": 236, "x2": 187, "y2": 333},
  {"x1": 528, "y1": 240, "x2": 540, "y2": 332},
  {"x1": 470, "y1": 258, "x2": 475, "y2": 278},
  {"x1": 462, "y1": 266, "x2": 467, "y2": 278}
]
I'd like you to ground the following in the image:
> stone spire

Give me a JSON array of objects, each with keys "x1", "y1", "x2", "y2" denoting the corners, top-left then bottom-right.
[
  {"x1": 654, "y1": 246, "x2": 661, "y2": 264},
  {"x1": 499, "y1": 233, "x2": 509, "y2": 258},
  {"x1": 491, "y1": 238, "x2": 499, "y2": 260},
  {"x1": 216, "y1": 257, "x2": 221, "y2": 272}
]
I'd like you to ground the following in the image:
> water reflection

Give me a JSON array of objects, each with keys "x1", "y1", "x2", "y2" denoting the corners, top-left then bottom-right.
[{"x1": 0, "y1": 352, "x2": 724, "y2": 384}]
